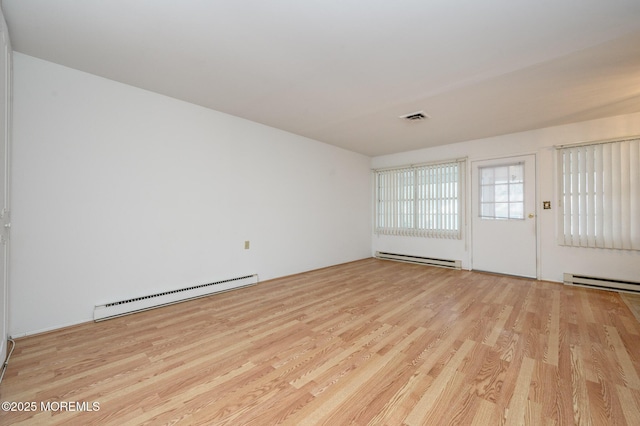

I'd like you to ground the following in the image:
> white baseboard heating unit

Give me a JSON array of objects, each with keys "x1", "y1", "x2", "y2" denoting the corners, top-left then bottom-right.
[
  {"x1": 375, "y1": 251, "x2": 461, "y2": 270},
  {"x1": 94, "y1": 274, "x2": 259, "y2": 321},
  {"x1": 563, "y1": 273, "x2": 640, "y2": 294}
]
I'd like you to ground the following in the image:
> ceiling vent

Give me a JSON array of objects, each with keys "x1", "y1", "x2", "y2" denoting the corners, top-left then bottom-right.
[{"x1": 399, "y1": 111, "x2": 430, "y2": 121}]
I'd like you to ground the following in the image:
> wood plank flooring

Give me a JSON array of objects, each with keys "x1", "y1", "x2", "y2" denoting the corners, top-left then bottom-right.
[
  {"x1": 621, "y1": 293, "x2": 640, "y2": 323},
  {"x1": 1, "y1": 258, "x2": 639, "y2": 425}
]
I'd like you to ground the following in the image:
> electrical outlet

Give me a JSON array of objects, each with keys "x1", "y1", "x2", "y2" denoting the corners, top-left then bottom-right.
[{"x1": 244, "y1": 240, "x2": 250, "y2": 250}]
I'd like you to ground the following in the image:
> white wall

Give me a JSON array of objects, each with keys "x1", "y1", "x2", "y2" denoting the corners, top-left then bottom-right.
[
  {"x1": 373, "y1": 112, "x2": 640, "y2": 283},
  {"x1": 10, "y1": 53, "x2": 372, "y2": 336},
  {"x1": 10, "y1": 52, "x2": 640, "y2": 337}
]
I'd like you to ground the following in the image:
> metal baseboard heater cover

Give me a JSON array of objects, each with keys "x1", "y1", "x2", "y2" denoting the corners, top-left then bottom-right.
[
  {"x1": 375, "y1": 251, "x2": 461, "y2": 270},
  {"x1": 564, "y1": 273, "x2": 640, "y2": 294},
  {"x1": 94, "y1": 274, "x2": 259, "y2": 321}
]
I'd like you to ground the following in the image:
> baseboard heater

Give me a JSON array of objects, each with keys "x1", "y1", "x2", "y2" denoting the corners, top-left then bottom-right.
[
  {"x1": 93, "y1": 274, "x2": 259, "y2": 321},
  {"x1": 564, "y1": 273, "x2": 640, "y2": 294},
  {"x1": 375, "y1": 251, "x2": 461, "y2": 270}
]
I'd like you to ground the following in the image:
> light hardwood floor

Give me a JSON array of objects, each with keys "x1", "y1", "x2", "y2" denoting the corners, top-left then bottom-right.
[
  {"x1": 621, "y1": 293, "x2": 640, "y2": 324},
  {"x1": 1, "y1": 258, "x2": 639, "y2": 425}
]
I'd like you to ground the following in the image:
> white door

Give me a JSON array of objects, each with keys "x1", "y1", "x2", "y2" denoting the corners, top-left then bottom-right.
[{"x1": 471, "y1": 155, "x2": 537, "y2": 278}]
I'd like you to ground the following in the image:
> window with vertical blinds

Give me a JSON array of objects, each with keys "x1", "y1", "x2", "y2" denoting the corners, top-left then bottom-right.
[
  {"x1": 374, "y1": 159, "x2": 464, "y2": 239},
  {"x1": 558, "y1": 137, "x2": 640, "y2": 250}
]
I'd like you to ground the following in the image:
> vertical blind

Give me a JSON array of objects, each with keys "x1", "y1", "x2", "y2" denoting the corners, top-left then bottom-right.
[
  {"x1": 374, "y1": 159, "x2": 464, "y2": 239},
  {"x1": 558, "y1": 137, "x2": 640, "y2": 250}
]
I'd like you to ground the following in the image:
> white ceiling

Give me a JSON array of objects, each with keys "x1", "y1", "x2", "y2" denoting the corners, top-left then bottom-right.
[{"x1": 3, "y1": 0, "x2": 640, "y2": 156}]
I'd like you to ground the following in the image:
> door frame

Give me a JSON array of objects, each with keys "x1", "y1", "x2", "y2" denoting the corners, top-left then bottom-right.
[
  {"x1": 469, "y1": 152, "x2": 540, "y2": 279},
  {"x1": 0, "y1": 9, "x2": 10, "y2": 361}
]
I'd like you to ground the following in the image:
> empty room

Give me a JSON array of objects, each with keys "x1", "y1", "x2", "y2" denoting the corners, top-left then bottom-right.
[{"x1": 1, "y1": 1, "x2": 640, "y2": 425}]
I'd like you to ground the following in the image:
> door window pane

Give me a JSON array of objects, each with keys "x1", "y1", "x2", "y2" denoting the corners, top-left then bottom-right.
[
  {"x1": 510, "y1": 183, "x2": 524, "y2": 202},
  {"x1": 479, "y1": 163, "x2": 525, "y2": 220},
  {"x1": 481, "y1": 168, "x2": 494, "y2": 184},
  {"x1": 481, "y1": 186, "x2": 494, "y2": 202}
]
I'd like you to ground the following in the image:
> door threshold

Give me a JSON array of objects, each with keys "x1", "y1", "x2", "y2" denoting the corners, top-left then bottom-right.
[{"x1": 471, "y1": 269, "x2": 537, "y2": 280}]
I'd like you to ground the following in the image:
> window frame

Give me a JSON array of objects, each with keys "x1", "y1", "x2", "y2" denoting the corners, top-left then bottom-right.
[
  {"x1": 374, "y1": 159, "x2": 465, "y2": 239},
  {"x1": 478, "y1": 162, "x2": 525, "y2": 221},
  {"x1": 557, "y1": 137, "x2": 640, "y2": 250}
]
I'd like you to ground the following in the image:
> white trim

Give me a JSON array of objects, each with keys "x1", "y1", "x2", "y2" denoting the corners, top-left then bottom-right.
[
  {"x1": 372, "y1": 157, "x2": 467, "y2": 173},
  {"x1": 554, "y1": 135, "x2": 640, "y2": 149},
  {"x1": 10, "y1": 318, "x2": 93, "y2": 339}
]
